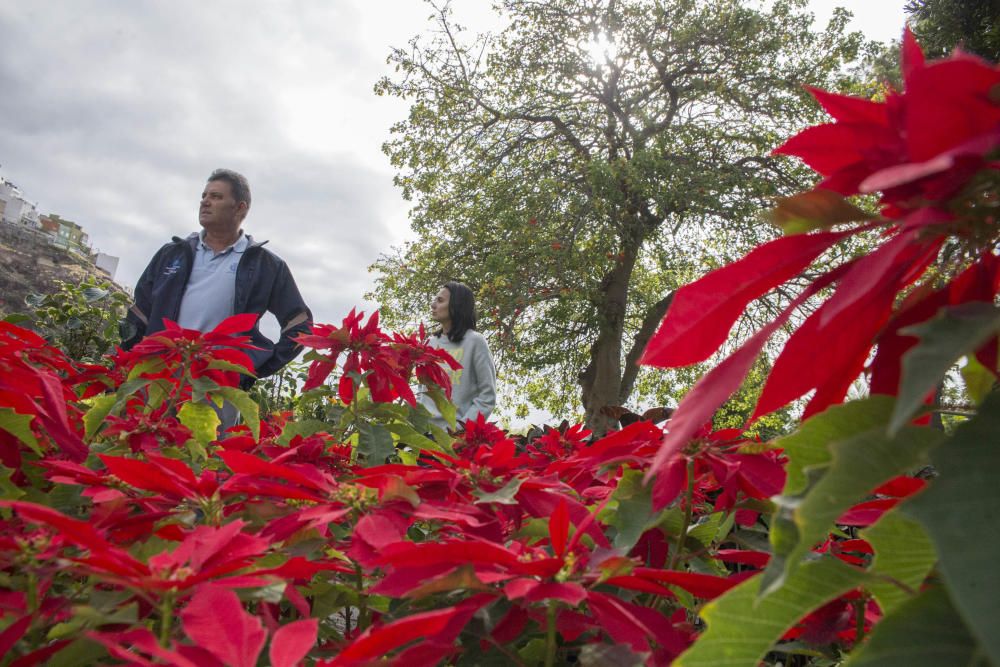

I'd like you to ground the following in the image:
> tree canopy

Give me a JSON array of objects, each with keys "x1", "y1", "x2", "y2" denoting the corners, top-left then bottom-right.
[
  {"x1": 905, "y1": 0, "x2": 1000, "y2": 61},
  {"x1": 372, "y1": 0, "x2": 866, "y2": 432}
]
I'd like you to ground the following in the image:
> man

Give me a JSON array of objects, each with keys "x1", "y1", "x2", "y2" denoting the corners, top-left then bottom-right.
[{"x1": 121, "y1": 168, "x2": 311, "y2": 398}]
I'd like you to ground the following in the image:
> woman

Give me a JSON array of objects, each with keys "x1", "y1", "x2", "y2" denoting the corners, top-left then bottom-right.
[{"x1": 419, "y1": 281, "x2": 496, "y2": 429}]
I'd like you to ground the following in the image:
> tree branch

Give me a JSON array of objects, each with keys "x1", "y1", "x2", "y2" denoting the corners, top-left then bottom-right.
[{"x1": 619, "y1": 291, "x2": 674, "y2": 403}]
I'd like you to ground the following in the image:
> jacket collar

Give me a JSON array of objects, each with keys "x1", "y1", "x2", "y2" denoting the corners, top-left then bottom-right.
[{"x1": 173, "y1": 232, "x2": 268, "y2": 249}]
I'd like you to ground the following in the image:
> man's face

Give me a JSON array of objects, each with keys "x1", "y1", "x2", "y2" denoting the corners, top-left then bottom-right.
[{"x1": 199, "y1": 179, "x2": 247, "y2": 232}]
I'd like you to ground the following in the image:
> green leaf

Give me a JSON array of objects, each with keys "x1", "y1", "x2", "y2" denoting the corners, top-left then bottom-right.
[
  {"x1": 843, "y1": 587, "x2": 989, "y2": 667},
  {"x1": 366, "y1": 402, "x2": 410, "y2": 422},
  {"x1": 48, "y1": 483, "x2": 85, "y2": 515},
  {"x1": 214, "y1": 386, "x2": 260, "y2": 441},
  {"x1": 960, "y1": 354, "x2": 996, "y2": 406},
  {"x1": 248, "y1": 581, "x2": 287, "y2": 604},
  {"x1": 384, "y1": 421, "x2": 448, "y2": 454},
  {"x1": 2, "y1": 312, "x2": 30, "y2": 324},
  {"x1": 0, "y1": 408, "x2": 41, "y2": 455},
  {"x1": 763, "y1": 405, "x2": 944, "y2": 596},
  {"x1": 116, "y1": 378, "x2": 153, "y2": 402},
  {"x1": 769, "y1": 189, "x2": 874, "y2": 234},
  {"x1": 48, "y1": 602, "x2": 139, "y2": 639},
  {"x1": 189, "y1": 376, "x2": 220, "y2": 402},
  {"x1": 675, "y1": 557, "x2": 868, "y2": 667},
  {"x1": 82, "y1": 287, "x2": 109, "y2": 302},
  {"x1": 518, "y1": 638, "x2": 547, "y2": 663},
  {"x1": 277, "y1": 419, "x2": 334, "y2": 446},
  {"x1": 475, "y1": 477, "x2": 525, "y2": 505},
  {"x1": 178, "y1": 402, "x2": 220, "y2": 451},
  {"x1": 774, "y1": 396, "x2": 896, "y2": 496},
  {"x1": 427, "y1": 422, "x2": 454, "y2": 450},
  {"x1": 579, "y1": 643, "x2": 649, "y2": 667},
  {"x1": 82, "y1": 393, "x2": 119, "y2": 441},
  {"x1": 892, "y1": 303, "x2": 1000, "y2": 435},
  {"x1": 45, "y1": 637, "x2": 108, "y2": 667},
  {"x1": 604, "y1": 468, "x2": 661, "y2": 551},
  {"x1": 0, "y1": 465, "x2": 25, "y2": 500},
  {"x1": 83, "y1": 379, "x2": 153, "y2": 441},
  {"x1": 426, "y1": 386, "x2": 457, "y2": 429},
  {"x1": 713, "y1": 510, "x2": 737, "y2": 544},
  {"x1": 688, "y1": 512, "x2": 725, "y2": 549},
  {"x1": 901, "y1": 391, "x2": 1000, "y2": 666},
  {"x1": 862, "y1": 509, "x2": 936, "y2": 615},
  {"x1": 357, "y1": 422, "x2": 395, "y2": 464},
  {"x1": 126, "y1": 358, "x2": 164, "y2": 380},
  {"x1": 25, "y1": 292, "x2": 46, "y2": 308}
]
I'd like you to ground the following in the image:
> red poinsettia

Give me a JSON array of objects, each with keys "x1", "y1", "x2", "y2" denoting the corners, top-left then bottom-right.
[
  {"x1": 641, "y1": 31, "x2": 1000, "y2": 478},
  {"x1": 0, "y1": 322, "x2": 88, "y2": 464},
  {"x1": 774, "y1": 28, "x2": 1000, "y2": 209},
  {"x1": 299, "y1": 310, "x2": 459, "y2": 406},
  {"x1": 119, "y1": 313, "x2": 258, "y2": 386},
  {"x1": 389, "y1": 324, "x2": 462, "y2": 401},
  {"x1": 651, "y1": 427, "x2": 786, "y2": 518}
]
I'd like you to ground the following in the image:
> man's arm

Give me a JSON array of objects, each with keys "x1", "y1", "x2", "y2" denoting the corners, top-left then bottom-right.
[
  {"x1": 119, "y1": 252, "x2": 159, "y2": 350},
  {"x1": 257, "y1": 261, "x2": 312, "y2": 379}
]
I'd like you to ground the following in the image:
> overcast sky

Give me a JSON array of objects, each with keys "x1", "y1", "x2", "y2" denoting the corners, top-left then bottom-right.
[{"x1": 0, "y1": 1, "x2": 906, "y2": 333}]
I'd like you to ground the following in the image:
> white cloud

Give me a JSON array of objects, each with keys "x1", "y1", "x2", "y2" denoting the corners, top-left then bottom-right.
[{"x1": 806, "y1": 0, "x2": 908, "y2": 44}]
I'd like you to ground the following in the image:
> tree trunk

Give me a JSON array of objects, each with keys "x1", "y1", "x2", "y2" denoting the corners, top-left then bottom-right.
[
  {"x1": 619, "y1": 291, "x2": 674, "y2": 403},
  {"x1": 580, "y1": 237, "x2": 640, "y2": 435}
]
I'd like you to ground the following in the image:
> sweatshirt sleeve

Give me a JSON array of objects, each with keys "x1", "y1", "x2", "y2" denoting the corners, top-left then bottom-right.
[{"x1": 461, "y1": 333, "x2": 497, "y2": 422}]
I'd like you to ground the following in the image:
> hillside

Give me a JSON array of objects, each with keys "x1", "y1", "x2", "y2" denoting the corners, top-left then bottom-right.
[{"x1": 0, "y1": 222, "x2": 125, "y2": 314}]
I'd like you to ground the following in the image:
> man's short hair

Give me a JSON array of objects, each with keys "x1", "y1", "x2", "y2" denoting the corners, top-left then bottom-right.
[{"x1": 208, "y1": 168, "x2": 251, "y2": 209}]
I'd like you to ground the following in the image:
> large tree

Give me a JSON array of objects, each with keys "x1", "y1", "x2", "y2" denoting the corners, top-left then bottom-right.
[
  {"x1": 372, "y1": 0, "x2": 864, "y2": 433},
  {"x1": 905, "y1": 0, "x2": 1000, "y2": 61}
]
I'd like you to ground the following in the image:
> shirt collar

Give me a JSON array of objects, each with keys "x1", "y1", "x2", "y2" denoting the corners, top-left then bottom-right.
[{"x1": 197, "y1": 230, "x2": 248, "y2": 255}]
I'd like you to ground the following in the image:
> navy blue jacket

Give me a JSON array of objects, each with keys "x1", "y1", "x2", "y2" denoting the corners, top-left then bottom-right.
[{"x1": 121, "y1": 234, "x2": 312, "y2": 383}]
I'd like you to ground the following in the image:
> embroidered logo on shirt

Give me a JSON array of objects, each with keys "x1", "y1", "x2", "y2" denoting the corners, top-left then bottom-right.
[
  {"x1": 163, "y1": 259, "x2": 182, "y2": 276},
  {"x1": 229, "y1": 262, "x2": 238, "y2": 273}
]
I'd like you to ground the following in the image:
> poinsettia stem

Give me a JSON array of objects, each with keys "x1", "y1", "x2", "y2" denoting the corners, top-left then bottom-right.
[
  {"x1": 854, "y1": 597, "x2": 866, "y2": 643},
  {"x1": 545, "y1": 603, "x2": 558, "y2": 667},
  {"x1": 355, "y1": 563, "x2": 368, "y2": 630},
  {"x1": 26, "y1": 571, "x2": 38, "y2": 615},
  {"x1": 25, "y1": 570, "x2": 40, "y2": 647},
  {"x1": 159, "y1": 592, "x2": 175, "y2": 647},
  {"x1": 669, "y1": 458, "x2": 696, "y2": 571},
  {"x1": 159, "y1": 359, "x2": 191, "y2": 428}
]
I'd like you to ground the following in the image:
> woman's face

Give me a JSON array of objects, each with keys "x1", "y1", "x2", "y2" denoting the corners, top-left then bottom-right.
[{"x1": 431, "y1": 287, "x2": 451, "y2": 324}]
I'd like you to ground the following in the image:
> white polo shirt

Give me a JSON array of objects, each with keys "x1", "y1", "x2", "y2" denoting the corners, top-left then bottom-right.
[{"x1": 177, "y1": 231, "x2": 249, "y2": 332}]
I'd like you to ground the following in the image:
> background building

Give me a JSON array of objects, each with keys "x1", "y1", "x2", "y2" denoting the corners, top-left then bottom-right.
[
  {"x1": 94, "y1": 251, "x2": 119, "y2": 280},
  {"x1": 0, "y1": 177, "x2": 40, "y2": 228},
  {"x1": 40, "y1": 213, "x2": 90, "y2": 255}
]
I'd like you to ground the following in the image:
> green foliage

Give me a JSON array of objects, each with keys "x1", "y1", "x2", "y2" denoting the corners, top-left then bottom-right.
[
  {"x1": 905, "y1": 0, "x2": 1000, "y2": 61},
  {"x1": 862, "y1": 510, "x2": 936, "y2": 616},
  {"x1": 713, "y1": 354, "x2": 793, "y2": 438},
  {"x1": 763, "y1": 398, "x2": 944, "y2": 596},
  {"x1": 843, "y1": 587, "x2": 989, "y2": 667},
  {"x1": 891, "y1": 303, "x2": 1000, "y2": 434},
  {"x1": 902, "y1": 391, "x2": 1000, "y2": 665},
  {"x1": 246, "y1": 360, "x2": 309, "y2": 415},
  {"x1": 677, "y1": 556, "x2": 868, "y2": 667},
  {"x1": 18, "y1": 276, "x2": 128, "y2": 362}
]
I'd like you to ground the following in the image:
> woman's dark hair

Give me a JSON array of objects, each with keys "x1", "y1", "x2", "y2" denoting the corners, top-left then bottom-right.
[{"x1": 441, "y1": 281, "x2": 476, "y2": 343}]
